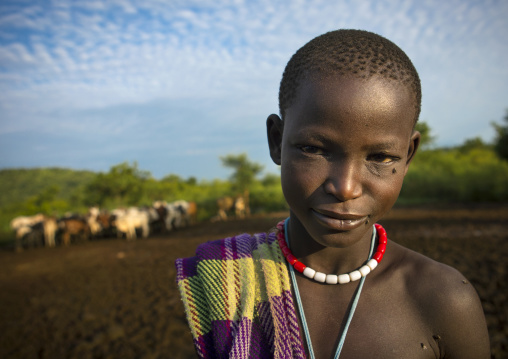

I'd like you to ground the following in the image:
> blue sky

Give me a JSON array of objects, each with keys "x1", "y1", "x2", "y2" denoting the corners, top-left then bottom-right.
[{"x1": 1, "y1": 0, "x2": 507, "y2": 179}]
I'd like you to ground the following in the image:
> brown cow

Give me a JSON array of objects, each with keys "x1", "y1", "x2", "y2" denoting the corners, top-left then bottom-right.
[
  {"x1": 216, "y1": 196, "x2": 234, "y2": 221},
  {"x1": 58, "y1": 217, "x2": 90, "y2": 246},
  {"x1": 96, "y1": 212, "x2": 115, "y2": 237},
  {"x1": 173, "y1": 200, "x2": 198, "y2": 227},
  {"x1": 187, "y1": 201, "x2": 198, "y2": 225},
  {"x1": 234, "y1": 196, "x2": 246, "y2": 218},
  {"x1": 215, "y1": 196, "x2": 248, "y2": 221}
]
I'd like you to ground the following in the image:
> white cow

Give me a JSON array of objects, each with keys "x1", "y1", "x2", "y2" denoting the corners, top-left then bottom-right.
[
  {"x1": 86, "y1": 207, "x2": 103, "y2": 237},
  {"x1": 153, "y1": 201, "x2": 178, "y2": 231},
  {"x1": 10, "y1": 214, "x2": 44, "y2": 241},
  {"x1": 172, "y1": 200, "x2": 190, "y2": 229},
  {"x1": 10, "y1": 214, "x2": 57, "y2": 249},
  {"x1": 42, "y1": 216, "x2": 57, "y2": 247},
  {"x1": 112, "y1": 207, "x2": 150, "y2": 241}
]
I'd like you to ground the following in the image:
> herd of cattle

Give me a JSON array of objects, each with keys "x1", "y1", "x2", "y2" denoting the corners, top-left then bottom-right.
[
  {"x1": 9, "y1": 200, "x2": 198, "y2": 250},
  {"x1": 9, "y1": 195, "x2": 250, "y2": 251}
]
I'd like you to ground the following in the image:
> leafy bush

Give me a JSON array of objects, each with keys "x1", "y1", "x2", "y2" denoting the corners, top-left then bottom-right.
[
  {"x1": 400, "y1": 147, "x2": 508, "y2": 202},
  {"x1": 250, "y1": 180, "x2": 287, "y2": 214},
  {"x1": 0, "y1": 168, "x2": 95, "y2": 208}
]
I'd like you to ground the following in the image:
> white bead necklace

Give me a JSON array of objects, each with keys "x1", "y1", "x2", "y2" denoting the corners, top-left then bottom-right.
[{"x1": 276, "y1": 220, "x2": 387, "y2": 283}]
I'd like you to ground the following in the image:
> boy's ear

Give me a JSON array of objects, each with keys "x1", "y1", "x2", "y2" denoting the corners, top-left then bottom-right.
[
  {"x1": 404, "y1": 130, "x2": 421, "y2": 175},
  {"x1": 266, "y1": 114, "x2": 283, "y2": 165}
]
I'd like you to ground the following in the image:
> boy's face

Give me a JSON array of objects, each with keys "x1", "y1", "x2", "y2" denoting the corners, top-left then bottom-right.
[{"x1": 267, "y1": 75, "x2": 420, "y2": 247}]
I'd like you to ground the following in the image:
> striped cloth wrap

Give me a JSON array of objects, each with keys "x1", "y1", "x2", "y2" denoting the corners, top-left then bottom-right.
[{"x1": 175, "y1": 231, "x2": 306, "y2": 358}]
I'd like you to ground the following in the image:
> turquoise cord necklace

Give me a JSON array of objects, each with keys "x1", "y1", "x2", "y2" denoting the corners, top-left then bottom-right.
[{"x1": 283, "y1": 218, "x2": 376, "y2": 359}]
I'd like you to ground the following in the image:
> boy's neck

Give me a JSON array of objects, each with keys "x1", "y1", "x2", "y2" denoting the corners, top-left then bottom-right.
[{"x1": 287, "y1": 212, "x2": 376, "y2": 274}]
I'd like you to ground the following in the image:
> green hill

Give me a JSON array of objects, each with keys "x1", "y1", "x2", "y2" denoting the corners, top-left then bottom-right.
[
  {"x1": 0, "y1": 168, "x2": 98, "y2": 238},
  {"x1": 0, "y1": 168, "x2": 96, "y2": 208}
]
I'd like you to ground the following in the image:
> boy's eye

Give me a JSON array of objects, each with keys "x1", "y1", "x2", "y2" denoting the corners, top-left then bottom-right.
[
  {"x1": 368, "y1": 153, "x2": 398, "y2": 163},
  {"x1": 298, "y1": 145, "x2": 324, "y2": 155}
]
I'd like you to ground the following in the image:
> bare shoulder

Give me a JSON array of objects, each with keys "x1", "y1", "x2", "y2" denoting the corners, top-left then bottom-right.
[
  {"x1": 389, "y1": 242, "x2": 490, "y2": 358},
  {"x1": 395, "y1": 244, "x2": 472, "y2": 299}
]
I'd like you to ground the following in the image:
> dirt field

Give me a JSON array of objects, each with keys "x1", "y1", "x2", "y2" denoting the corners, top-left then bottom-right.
[{"x1": 0, "y1": 205, "x2": 507, "y2": 358}]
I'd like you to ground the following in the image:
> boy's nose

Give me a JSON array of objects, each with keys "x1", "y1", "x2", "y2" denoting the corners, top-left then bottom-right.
[{"x1": 323, "y1": 161, "x2": 362, "y2": 201}]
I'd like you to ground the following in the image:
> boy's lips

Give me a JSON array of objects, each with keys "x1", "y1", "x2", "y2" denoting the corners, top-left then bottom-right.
[{"x1": 311, "y1": 208, "x2": 368, "y2": 231}]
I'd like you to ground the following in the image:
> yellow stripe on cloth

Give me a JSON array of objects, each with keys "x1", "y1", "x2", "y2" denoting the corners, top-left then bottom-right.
[
  {"x1": 195, "y1": 239, "x2": 289, "y2": 323},
  {"x1": 198, "y1": 257, "x2": 256, "y2": 321},
  {"x1": 177, "y1": 275, "x2": 211, "y2": 339},
  {"x1": 253, "y1": 238, "x2": 290, "y2": 299}
]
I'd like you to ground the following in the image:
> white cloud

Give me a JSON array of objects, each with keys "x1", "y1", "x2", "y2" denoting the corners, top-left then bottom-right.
[{"x1": 0, "y1": 0, "x2": 507, "y2": 177}]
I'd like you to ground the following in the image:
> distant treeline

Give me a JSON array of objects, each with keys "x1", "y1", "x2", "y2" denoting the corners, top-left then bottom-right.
[
  {"x1": 1, "y1": 124, "x2": 508, "y2": 239},
  {"x1": 0, "y1": 162, "x2": 287, "y2": 239},
  {"x1": 400, "y1": 144, "x2": 508, "y2": 203}
]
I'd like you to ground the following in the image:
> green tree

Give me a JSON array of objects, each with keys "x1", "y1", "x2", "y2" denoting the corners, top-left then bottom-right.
[
  {"x1": 186, "y1": 176, "x2": 197, "y2": 186},
  {"x1": 85, "y1": 162, "x2": 151, "y2": 207},
  {"x1": 261, "y1": 173, "x2": 280, "y2": 187},
  {"x1": 415, "y1": 121, "x2": 435, "y2": 150},
  {"x1": 220, "y1": 153, "x2": 264, "y2": 216},
  {"x1": 23, "y1": 185, "x2": 69, "y2": 214},
  {"x1": 220, "y1": 153, "x2": 264, "y2": 193},
  {"x1": 161, "y1": 174, "x2": 183, "y2": 183},
  {"x1": 458, "y1": 137, "x2": 491, "y2": 154},
  {"x1": 492, "y1": 109, "x2": 508, "y2": 160}
]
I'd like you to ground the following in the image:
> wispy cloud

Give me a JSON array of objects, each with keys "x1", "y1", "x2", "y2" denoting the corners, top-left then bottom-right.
[{"x1": 0, "y1": 0, "x2": 507, "y2": 178}]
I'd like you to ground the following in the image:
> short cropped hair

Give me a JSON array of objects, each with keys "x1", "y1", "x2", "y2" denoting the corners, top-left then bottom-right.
[{"x1": 279, "y1": 29, "x2": 421, "y2": 124}]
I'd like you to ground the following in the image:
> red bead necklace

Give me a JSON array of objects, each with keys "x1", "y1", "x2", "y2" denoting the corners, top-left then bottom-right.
[{"x1": 276, "y1": 220, "x2": 388, "y2": 284}]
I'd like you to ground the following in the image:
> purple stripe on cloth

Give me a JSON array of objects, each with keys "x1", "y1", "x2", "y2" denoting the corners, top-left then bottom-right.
[
  {"x1": 256, "y1": 300, "x2": 275, "y2": 352},
  {"x1": 196, "y1": 238, "x2": 226, "y2": 261},
  {"x1": 281, "y1": 289, "x2": 307, "y2": 357},
  {"x1": 264, "y1": 231, "x2": 277, "y2": 245},
  {"x1": 196, "y1": 233, "x2": 273, "y2": 261},
  {"x1": 269, "y1": 294, "x2": 294, "y2": 356},
  {"x1": 193, "y1": 330, "x2": 214, "y2": 359},
  {"x1": 275, "y1": 256, "x2": 306, "y2": 357},
  {"x1": 236, "y1": 233, "x2": 255, "y2": 260},
  {"x1": 223, "y1": 236, "x2": 233, "y2": 260},
  {"x1": 251, "y1": 316, "x2": 275, "y2": 359},
  {"x1": 208, "y1": 317, "x2": 276, "y2": 358},
  {"x1": 212, "y1": 319, "x2": 235, "y2": 357},
  {"x1": 230, "y1": 317, "x2": 251, "y2": 358},
  {"x1": 175, "y1": 256, "x2": 198, "y2": 281},
  {"x1": 255, "y1": 231, "x2": 277, "y2": 245},
  {"x1": 210, "y1": 318, "x2": 250, "y2": 358}
]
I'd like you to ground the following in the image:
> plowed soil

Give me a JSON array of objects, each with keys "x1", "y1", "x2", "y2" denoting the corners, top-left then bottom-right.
[{"x1": 0, "y1": 205, "x2": 507, "y2": 358}]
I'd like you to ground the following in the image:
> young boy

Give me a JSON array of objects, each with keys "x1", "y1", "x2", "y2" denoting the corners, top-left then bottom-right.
[{"x1": 176, "y1": 30, "x2": 490, "y2": 358}]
